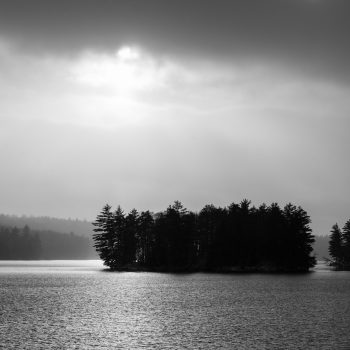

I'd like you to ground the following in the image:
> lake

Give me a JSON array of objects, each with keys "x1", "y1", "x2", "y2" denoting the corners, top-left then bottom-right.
[{"x1": 0, "y1": 260, "x2": 349, "y2": 349}]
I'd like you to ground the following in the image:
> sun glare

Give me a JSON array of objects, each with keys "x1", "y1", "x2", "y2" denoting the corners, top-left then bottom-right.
[
  {"x1": 116, "y1": 46, "x2": 140, "y2": 60},
  {"x1": 70, "y1": 46, "x2": 155, "y2": 93}
]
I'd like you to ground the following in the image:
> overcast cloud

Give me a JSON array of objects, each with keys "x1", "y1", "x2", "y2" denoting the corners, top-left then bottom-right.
[{"x1": 0, "y1": 0, "x2": 349, "y2": 235}]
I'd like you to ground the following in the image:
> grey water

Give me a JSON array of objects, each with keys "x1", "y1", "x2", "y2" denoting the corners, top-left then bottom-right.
[{"x1": 0, "y1": 261, "x2": 349, "y2": 350}]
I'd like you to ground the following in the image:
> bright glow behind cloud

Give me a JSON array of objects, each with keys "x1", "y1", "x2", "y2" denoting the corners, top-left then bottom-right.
[
  {"x1": 70, "y1": 46, "x2": 155, "y2": 91},
  {"x1": 65, "y1": 45, "x2": 204, "y2": 127},
  {"x1": 1, "y1": 41, "x2": 350, "y2": 234}
]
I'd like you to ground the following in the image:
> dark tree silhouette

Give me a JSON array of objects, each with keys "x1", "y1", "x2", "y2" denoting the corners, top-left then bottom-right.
[
  {"x1": 329, "y1": 221, "x2": 350, "y2": 270},
  {"x1": 92, "y1": 200, "x2": 316, "y2": 272},
  {"x1": 329, "y1": 224, "x2": 343, "y2": 267},
  {"x1": 283, "y1": 204, "x2": 316, "y2": 270},
  {"x1": 197, "y1": 204, "x2": 225, "y2": 269},
  {"x1": 136, "y1": 211, "x2": 154, "y2": 266},
  {"x1": 342, "y1": 220, "x2": 350, "y2": 267},
  {"x1": 123, "y1": 209, "x2": 138, "y2": 265},
  {"x1": 92, "y1": 204, "x2": 116, "y2": 267}
]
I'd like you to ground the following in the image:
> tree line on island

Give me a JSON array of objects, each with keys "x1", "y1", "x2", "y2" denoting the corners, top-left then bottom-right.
[
  {"x1": 93, "y1": 200, "x2": 316, "y2": 272},
  {"x1": 328, "y1": 220, "x2": 350, "y2": 270}
]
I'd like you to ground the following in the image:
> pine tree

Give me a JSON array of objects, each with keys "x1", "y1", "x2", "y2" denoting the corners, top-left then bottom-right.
[
  {"x1": 111, "y1": 206, "x2": 127, "y2": 268},
  {"x1": 124, "y1": 209, "x2": 138, "y2": 265},
  {"x1": 137, "y1": 211, "x2": 154, "y2": 266},
  {"x1": 92, "y1": 204, "x2": 115, "y2": 268},
  {"x1": 341, "y1": 220, "x2": 350, "y2": 267},
  {"x1": 288, "y1": 205, "x2": 315, "y2": 269},
  {"x1": 329, "y1": 224, "x2": 343, "y2": 267}
]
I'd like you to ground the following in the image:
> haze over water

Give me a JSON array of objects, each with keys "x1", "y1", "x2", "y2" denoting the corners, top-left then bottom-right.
[{"x1": 0, "y1": 260, "x2": 349, "y2": 349}]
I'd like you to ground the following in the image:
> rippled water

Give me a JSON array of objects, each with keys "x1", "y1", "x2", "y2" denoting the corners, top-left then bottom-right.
[{"x1": 0, "y1": 261, "x2": 349, "y2": 349}]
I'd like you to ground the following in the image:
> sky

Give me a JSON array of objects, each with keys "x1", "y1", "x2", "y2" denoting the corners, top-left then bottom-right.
[{"x1": 0, "y1": 0, "x2": 349, "y2": 235}]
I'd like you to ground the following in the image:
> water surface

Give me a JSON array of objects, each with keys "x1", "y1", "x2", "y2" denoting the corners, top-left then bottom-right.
[{"x1": 0, "y1": 260, "x2": 349, "y2": 349}]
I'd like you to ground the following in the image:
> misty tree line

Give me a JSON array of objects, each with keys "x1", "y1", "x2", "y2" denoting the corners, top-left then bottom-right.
[
  {"x1": 329, "y1": 220, "x2": 350, "y2": 270},
  {"x1": 93, "y1": 200, "x2": 316, "y2": 272},
  {"x1": 0, "y1": 214, "x2": 92, "y2": 237},
  {"x1": 0, "y1": 225, "x2": 96, "y2": 259},
  {"x1": 0, "y1": 225, "x2": 41, "y2": 259}
]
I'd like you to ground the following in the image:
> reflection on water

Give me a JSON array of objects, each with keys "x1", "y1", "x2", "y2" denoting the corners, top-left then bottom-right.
[{"x1": 0, "y1": 261, "x2": 349, "y2": 349}]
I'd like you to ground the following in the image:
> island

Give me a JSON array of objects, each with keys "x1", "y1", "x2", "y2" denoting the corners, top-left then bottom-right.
[{"x1": 93, "y1": 200, "x2": 316, "y2": 272}]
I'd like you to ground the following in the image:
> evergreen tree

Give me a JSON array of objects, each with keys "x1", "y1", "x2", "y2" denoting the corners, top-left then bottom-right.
[
  {"x1": 92, "y1": 204, "x2": 115, "y2": 268},
  {"x1": 265, "y1": 203, "x2": 286, "y2": 266},
  {"x1": 329, "y1": 224, "x2": 343, "y2": 267},
  {"x1": 237, "y1": 200, "x2": 256, "y2": 267},
  {"x1": 111, "y1": 206, "x2": 127, "y2": 268},
  {"x1": 197, "y1": 204, "x2": 224, "y2": 268},
  {"x1": 163, "y1": 201, "x2": 189, "y2": 269},
  {"x1": 341, "y1": 220, "x2": 350, "y2": 267},
  {"x1": 124, "y1": 209, "x2": 138, "y2": 265},
  {"x1": 152, "y1": 212, "x2": 168, "y2": 267},
  {"x1": 283, "y1": 204, "x2": 316, "y2": 270},
  {"x1": 136, "y1": 211, "x2": 154, "y2": 266}
]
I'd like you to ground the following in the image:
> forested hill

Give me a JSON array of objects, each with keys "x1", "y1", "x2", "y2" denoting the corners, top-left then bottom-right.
[
  {"x1": 0, "y1": 214, "x2": 93, "y2": 237},
  {"x1": 0, "y1": 224, "x2": 97, "y2": 259}
]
